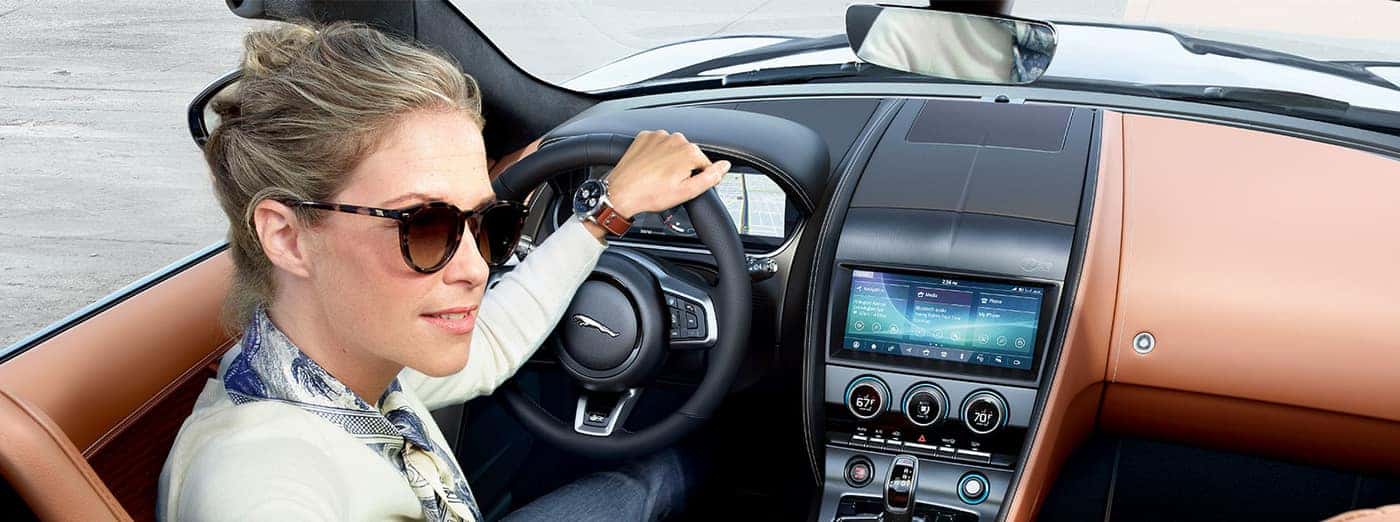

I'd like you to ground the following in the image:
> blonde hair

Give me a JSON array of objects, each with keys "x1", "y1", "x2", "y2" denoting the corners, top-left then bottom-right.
[{"x1": 206, "y1": 21, "x2": 484, "y2": 330}]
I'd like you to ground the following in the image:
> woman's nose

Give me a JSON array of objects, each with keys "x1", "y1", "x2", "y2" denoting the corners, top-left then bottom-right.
[{"x1": 440, "y1": 235, "x2": 490, "y2": 287}]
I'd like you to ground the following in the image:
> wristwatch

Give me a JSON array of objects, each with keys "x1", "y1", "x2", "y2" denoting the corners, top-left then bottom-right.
[{"x1": 572, "y1": 178, "x2": 633, "y2": 236}]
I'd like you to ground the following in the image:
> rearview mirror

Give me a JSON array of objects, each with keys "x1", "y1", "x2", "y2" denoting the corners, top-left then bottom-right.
[{"x1": 846, "y1": 4, "x2": 1057, "y2": 84}]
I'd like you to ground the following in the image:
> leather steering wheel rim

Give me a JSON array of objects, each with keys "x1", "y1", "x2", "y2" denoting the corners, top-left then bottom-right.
[{"x1": 492, "y1": 133, "x2": 752, "y2": 460}]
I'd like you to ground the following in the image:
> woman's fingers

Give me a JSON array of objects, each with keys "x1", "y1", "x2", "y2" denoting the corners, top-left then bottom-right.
[
  {"x1": 681, "y1": 160, "x2": 730, "y2": 197},
  {"x1": 606, "y1": 129, "x2": 732, "y2": 217}
]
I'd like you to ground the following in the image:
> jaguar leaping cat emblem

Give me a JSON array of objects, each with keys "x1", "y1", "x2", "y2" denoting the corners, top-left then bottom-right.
[{"x1": 572, "y1": 314, "x2": 620, "y2": 338}]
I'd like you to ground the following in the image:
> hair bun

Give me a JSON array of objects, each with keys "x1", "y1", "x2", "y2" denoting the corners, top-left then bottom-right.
[
  {"x1": 209, "y1": 85, "x2": 243, "y2": 121},
  {"x1": 241, "y1": 23, "x2": 316, "y2": 77}
]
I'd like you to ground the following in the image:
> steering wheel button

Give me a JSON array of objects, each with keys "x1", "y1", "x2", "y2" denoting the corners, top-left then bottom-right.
[{"x1": 583, "y1": 411, "x2": 609, "y2": 428}]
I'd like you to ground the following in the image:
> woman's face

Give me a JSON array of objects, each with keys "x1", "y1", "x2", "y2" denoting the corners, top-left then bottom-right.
[{"x1": 305, "y1": 109, "x2": 493, "y2": 377}]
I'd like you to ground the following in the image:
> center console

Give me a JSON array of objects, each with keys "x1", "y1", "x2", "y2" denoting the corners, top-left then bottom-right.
[
  {"x1": 822, "y1": 266, "x2": 1060, "y2": 521},
  {"x1": 811, "y1": 99, "x2": 1097, "y2": 521}
]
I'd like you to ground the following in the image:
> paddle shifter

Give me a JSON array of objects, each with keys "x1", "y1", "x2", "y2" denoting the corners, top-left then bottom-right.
[{"x1": 883, "y1": 454, "x2": 920, "y2": 522}]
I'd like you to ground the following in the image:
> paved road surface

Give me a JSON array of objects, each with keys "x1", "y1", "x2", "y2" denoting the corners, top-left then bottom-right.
[{"x1": 1, "y1": 0, "x2": 1395, "y2": 347}]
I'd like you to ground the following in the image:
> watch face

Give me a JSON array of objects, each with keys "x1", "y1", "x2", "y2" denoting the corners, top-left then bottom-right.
[{"x1": 573, "y1": 179, "x2": 606, "y2": 216}]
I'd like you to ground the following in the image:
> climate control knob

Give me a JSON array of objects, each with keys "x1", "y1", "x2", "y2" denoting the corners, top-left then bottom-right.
[
  {"x1": 961, "y1": 390, "x2": 1008, "y2": 435},
  {"x1": 845, "y1": 376, "x2": 890, "y2": 420},
  {"x1": 902, "y1": 383, "x2": 948, "y2": 427}
]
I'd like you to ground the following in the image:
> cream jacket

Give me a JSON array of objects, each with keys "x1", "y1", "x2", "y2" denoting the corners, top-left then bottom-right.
[{"x1": 158, "y1": 219, "x2": 606, "y2": 521}]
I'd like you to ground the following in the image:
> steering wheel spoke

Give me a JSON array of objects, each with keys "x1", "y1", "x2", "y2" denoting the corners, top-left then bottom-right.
[
  {"x1": 603, "y1": 249, "x2": 717, "y2": 350},
  {"x1": 573, "y1": 388, "x2": 641, "y2": 437}
]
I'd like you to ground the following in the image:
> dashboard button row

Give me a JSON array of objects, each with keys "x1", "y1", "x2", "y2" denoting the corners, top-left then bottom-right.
[{"x1": 832, "y1": 431, "x2": 1013, "y2": 469}]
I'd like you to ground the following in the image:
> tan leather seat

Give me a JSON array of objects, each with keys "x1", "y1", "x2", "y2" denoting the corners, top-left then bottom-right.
[{"x1": 0, "y1": 253, "x2": 234, "y2": 521}]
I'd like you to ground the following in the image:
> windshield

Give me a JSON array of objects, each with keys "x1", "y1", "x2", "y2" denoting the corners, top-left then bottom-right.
[{"x1": 454, "y1": 0, "x2": 1400, "y2": 87}]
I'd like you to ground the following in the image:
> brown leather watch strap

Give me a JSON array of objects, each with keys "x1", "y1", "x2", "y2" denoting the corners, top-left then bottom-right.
[{"x1": 593, "y1": 204, "x2": 633, "y2": 236}]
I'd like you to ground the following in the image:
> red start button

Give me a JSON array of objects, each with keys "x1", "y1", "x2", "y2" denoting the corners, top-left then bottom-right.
[{"x1": 845, "y1": 456, "x2": 874, "y2": 487}]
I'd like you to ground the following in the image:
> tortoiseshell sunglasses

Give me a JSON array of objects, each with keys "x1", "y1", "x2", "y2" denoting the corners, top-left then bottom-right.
[{"x1": 286, "y1": 199, "x2": 527, "y2": 273}]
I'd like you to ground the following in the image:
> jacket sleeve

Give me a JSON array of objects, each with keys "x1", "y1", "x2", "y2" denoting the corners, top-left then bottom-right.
[{"x1": 401, "y1": 218, "x2": 607, "y2": 411}]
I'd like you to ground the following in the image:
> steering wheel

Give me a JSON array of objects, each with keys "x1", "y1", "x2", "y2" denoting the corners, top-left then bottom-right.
[{"x1": 491, "y1": 133, "x2": 752, "y2": 460}]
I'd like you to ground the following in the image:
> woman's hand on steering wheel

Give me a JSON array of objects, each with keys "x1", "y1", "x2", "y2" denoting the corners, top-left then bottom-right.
[{"x1": 603, "y1": 130, "x2": 731, "y2": 219}]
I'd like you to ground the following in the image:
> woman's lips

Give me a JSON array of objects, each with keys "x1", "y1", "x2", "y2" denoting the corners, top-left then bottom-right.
[{"x1": 421, "y1": 306, "x2": 478, "y2": 335}]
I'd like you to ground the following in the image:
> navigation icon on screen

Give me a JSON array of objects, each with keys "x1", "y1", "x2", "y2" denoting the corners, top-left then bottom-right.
[
  {"x1": 1015, "y1": 337, "x2": 1027, "y2": 348},
  {"x1": 997, "y1": 336, "x2": 1007, "y2": 346},
  {"x1": 854, "y1": 321, "x2": 865, "y2": 331}
]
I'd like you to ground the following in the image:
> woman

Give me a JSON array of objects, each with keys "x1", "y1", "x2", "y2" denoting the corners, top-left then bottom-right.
[{"x1": 158, "y1": 21, "x2": 729, "y2": 521}]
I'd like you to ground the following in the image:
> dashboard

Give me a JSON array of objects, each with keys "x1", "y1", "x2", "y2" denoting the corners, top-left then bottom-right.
[{"x1": 527, "y1": 90, "x2": 1400, "y2": 521}]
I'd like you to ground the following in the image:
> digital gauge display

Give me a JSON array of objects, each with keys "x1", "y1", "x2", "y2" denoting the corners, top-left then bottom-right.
[{"x1": 624, "y1": 166, "x2": 788, "y2": 240}]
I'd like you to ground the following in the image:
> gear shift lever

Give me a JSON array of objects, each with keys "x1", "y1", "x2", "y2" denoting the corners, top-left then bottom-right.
[{"x1": 882, "y1": 454, "x2": 919, "y2": 522}]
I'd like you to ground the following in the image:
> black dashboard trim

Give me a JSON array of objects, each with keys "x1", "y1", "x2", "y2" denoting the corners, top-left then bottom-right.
[
  {"x1": 565, "y1": 84, "x2": 1400, "y2": 160},
  {"x1": 801, "y1": 98, "x2": 907, "y2": 485}
]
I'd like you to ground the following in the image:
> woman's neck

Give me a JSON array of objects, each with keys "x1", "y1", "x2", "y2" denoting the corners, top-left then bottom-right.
[{"x1": 265, "y1": 305, "x2": 403, "y2": 407}]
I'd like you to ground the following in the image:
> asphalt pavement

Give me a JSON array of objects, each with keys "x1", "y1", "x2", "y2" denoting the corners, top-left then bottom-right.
[{"x1": 1, "y1": 0, "x2": 1395, "y2": 348}]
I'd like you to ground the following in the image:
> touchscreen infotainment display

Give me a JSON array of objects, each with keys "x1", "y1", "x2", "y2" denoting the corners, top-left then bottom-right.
[{"x1": 840, "y1": 269, "x2": 1046, "y2": 371}]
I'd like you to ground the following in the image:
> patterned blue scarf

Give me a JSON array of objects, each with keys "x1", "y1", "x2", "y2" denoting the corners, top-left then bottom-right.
[{"x1": 223, "y1": 309, "x2": 482, "y2": 521}]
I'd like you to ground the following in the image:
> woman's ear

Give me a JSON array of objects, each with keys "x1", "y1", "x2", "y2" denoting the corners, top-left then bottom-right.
[{"x1": 252, "y1": 199, "x2": 314, "y2": 279}]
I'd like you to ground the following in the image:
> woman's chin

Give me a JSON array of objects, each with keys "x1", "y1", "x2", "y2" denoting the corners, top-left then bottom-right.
[{"x1": 412, "y1": 341, "x2": 471, "y2": 377}]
